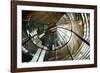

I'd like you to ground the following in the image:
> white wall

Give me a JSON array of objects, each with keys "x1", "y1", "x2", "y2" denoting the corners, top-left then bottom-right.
[{"x1": 0, "y1": 0, "x2": 99, "y2": 73}]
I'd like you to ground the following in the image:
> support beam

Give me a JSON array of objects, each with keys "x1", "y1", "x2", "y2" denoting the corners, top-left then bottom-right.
[
  {"x1": 30, "y1": 48, "x2": 42, "y2": 62},
  {"x1": 38, "y1": 50, "x2": 46, "y2": 62}
]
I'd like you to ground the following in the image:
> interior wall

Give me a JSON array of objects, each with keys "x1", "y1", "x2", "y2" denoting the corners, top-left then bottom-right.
[{"x1": 0, "y1": 0, "x2": 99, "y2": 73}]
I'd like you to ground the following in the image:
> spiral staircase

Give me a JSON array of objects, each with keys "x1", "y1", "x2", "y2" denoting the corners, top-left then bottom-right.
[{"x1": 22, "y1": 11, "x2": 90, "y2": 62}]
